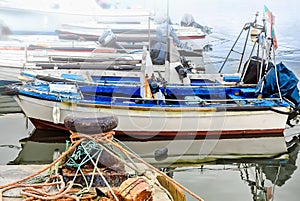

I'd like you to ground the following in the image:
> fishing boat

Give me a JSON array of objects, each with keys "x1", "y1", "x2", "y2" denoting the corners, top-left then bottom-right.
[
  {"x1": 0, "y1": 32, "x2": 153, "y2": 84},
  {"x1": 56, "y1": 10, "x2": 212, "y2": 42},
  {"x1": 0, "y1": 1, "x2": 207, "y2": 84},
  {"x1": 0, "y1": 0, "x2": 210, "y2": 41},
  {"x1": 0, "y1": 22, "x2": 203, "y2": 84},
  {"x1": 56, "y1": 19, "x2": 207, "y2": 42},
  {"x1": 9, "y1": 12, "x2": 300, "y2": 160}
]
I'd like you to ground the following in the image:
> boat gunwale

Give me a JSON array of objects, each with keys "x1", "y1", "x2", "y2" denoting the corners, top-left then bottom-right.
[{"x1": 16, "y1": 93, "x2": 290, "y2": 113}]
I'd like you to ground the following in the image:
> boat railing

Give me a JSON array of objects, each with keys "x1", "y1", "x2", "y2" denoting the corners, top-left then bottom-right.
[
  {"x1": 23, "y1": 82, "x2": 281, "y2": 102},
  {"x1": 40, "y1": 79, "x2": 258, "y2": 89},
  {"x1": 108, "y1": 95, "x2": 284, "y2": 104},
  {"x1": 23, "y1": 71, "x2": 259, "y2": 89},
  {"x1": 79, "y1": 90, "x2": 286, "y2": 106},
  {"x1": 19, "y1": 81, "x2": 287, "y2": 108}
]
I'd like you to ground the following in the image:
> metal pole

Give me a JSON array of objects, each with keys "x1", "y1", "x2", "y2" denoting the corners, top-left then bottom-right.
[
  {"x1": 272, "y1": 42, "x2": 282, "y2": 102},
  {"x1": 218, "y1": 25, "x2": 247, "y2": 73},
  {"x1": 237, "y1": 26, "x2": 251, "y2": 73}
]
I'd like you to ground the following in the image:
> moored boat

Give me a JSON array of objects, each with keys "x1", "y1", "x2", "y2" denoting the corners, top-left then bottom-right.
[
  {"x1": 9, "y1": 11, "x2": 300, "y2": 160},
  {"x1": 0, "y1": 0, "x2": 210, "y2": 41}
]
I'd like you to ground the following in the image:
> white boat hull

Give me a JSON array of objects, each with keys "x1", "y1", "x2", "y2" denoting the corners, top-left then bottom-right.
[
  {"x1": 14, "y1": 94, "x2": 289, "y2": 158},
  {"x1": 15, "y1": 95, "x2": 289, "y2": 135}
]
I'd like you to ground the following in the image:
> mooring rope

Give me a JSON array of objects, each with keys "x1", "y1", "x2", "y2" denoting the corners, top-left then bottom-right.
[
  {"x1": 0, "y1": 135, "x2": 88, "y2": 200},
  {"x1": 0, "y1": 129, "x2": 204, "y2": 201},
  {"x1": 0, "y1": 130, "x2": 127, "y2": 200},
  {"x1": 71, "y1": 131, "x2": 204, "y2": 201}
]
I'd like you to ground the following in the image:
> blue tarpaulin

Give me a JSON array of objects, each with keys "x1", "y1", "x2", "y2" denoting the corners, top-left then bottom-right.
[{"x1": 256, "y1": 62, "x2": 300, "y2": 106}]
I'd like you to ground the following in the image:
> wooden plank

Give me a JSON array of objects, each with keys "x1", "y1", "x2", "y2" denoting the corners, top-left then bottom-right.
[{"x1": 157, "y1": 175, "x2": 186, "y2": 201}]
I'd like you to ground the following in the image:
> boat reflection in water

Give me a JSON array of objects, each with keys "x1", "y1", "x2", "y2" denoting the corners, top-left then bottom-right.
[
  {"x1": 11, "y1": 129, "x2": 300, "y2": 201},
  {"x1": 172, "y1": 135, "x2": 300, "y2": 201}
]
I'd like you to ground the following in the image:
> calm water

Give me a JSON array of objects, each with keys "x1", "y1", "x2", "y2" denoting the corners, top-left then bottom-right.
[{"x1": 1, "y1": 0, "x2": 300, "y2": 200}]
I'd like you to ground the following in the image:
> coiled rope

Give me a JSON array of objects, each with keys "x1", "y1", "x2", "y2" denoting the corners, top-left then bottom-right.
[{"x1": 0, "y1": 131, "x2": 107, "y2": 200}]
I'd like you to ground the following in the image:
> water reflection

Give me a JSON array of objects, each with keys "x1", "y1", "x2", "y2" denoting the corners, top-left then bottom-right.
[
  {"x1": 171, "y1": 136, "x2": 300, "y2": 201},
  {"x1": 237, "y1": 137, "x2": 299, "y2": 201},
  {"x1": 12, "y1": 129, "x2": 69, "y2": 164},
  {"x1": 263, "y1": 136, "x2": 299, "y2": 187},
  {"x1": 238, "y1": 164, "x2": 273, "y2": 201},
  {"x1": 11, "y1": 130, "x2": 300, "y2": 201}
]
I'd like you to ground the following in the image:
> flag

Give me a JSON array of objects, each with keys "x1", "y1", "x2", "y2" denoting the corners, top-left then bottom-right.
[
  {"x1": 264, "y1": 5, "x2": 278, "y2": 49},
  {"x1": 264, "y1": 5, "x2": 273, "y2": 24}
]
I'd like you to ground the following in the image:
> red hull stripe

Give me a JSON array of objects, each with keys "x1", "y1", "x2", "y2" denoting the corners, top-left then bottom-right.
[{"x1": 30, "y1": 118, "x2": 284, "y2": 141}]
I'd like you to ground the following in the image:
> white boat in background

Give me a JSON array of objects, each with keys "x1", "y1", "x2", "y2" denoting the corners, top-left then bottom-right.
[
  {"x1": 0, "y1": 0, "x2": 107, "y2": 35},
  {"x1": 0, "y1": 26, "x2": 204, "y2": 84},
  {"x1": 0, "y1": 36, "x2": 121, "y2": 83},
  {"x1": 0, "y1": 0, "x2": 209, "y2": 85},
  {"x1": 57, "y1": 20, "x2": 207, "y2": 42},
  {"x1": 0, "y1": 0, "x2": 210, "y2": 39}
]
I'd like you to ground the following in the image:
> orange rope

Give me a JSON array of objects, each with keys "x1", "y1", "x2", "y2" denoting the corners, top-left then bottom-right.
[
  {"x1": 0, "y1": 131, "x2": 115, "y2": 200},
  {"x1": 0, "y1": 139, "x2": 82, "y2": 189},
  {"x1": 70, "y1": 132, "x2": 205, "y2": 201},
  {"x1": 71, "y1": 131, "x2": 204, "y2": 201},
  {"x1": 20, "y1": 176, "x2": 74, "y2": 200},
  {"x1": 69, "y1": 130, "x2": 115, "y2": 143},
  {"x1": 0, "y1": 130, "x2": 203, "y2": 201}
]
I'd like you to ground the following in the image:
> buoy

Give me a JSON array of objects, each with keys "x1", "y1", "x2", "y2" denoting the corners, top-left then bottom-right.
[
  {"x1": 52, "y1": 105, "x2": 60, "y2": 124},
  {"x1": 154, "y1": 147, "x2": 168, "y2": 161}
]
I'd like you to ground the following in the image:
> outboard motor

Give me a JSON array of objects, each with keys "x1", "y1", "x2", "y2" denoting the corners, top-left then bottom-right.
[
  {"x1": 175, "y1": 57, "x2": 193, "y2": 80},
  {"x1": 150, "y1": 41, "x2": 166, "y2": 65},
  {"x1": 175, "y1": 65, "x2": 189, "y2": 80},
  {"x1": 181, "y1": 13, "x2": 195, "y2": 27},
  {"x1": 98, "y1": 29, "x2": 126, "y2": 52},
  {"x1": 0, "y1": 20, "x2": 11, "y2": 39},
  {"x1": 181, "y1": 13, "x2": 212, "y2": 34},
  {"x1": 148, "y1": 74, "x2": 160, "y2": 94},
  {"x1": 98, "y1": 29, "x2": 116, "y2": 46}
]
